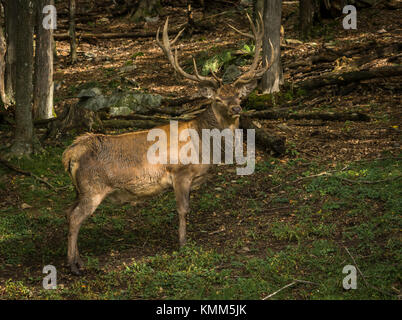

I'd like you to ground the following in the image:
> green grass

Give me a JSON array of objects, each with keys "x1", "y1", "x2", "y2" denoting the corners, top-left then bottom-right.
[{"x1": 0, "y1": 142, "x2": 400, "y2": 299}]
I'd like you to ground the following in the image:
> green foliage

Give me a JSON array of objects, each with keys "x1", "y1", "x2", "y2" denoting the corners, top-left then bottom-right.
[
  {"x1": 201, "y1": 50, "x2": 234, "y2": 75},
  {"x1": 193, "y1": 43, "x2": 256, "y2": 76}
]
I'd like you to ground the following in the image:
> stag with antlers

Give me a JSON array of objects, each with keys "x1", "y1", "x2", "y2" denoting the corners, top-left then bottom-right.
[{"x1": 62, "y1": 13, "x2": 274, "y2": 275}]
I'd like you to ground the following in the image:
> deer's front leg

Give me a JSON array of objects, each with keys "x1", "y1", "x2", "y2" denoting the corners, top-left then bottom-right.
[{"x1": 173, "y1": 175, "x2": 192, "y2": 247}]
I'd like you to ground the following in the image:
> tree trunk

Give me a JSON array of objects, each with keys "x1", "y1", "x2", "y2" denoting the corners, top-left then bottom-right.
[
  {"x1": 69, "y1": 0, "x2": 77, "y2": 64},
  {"x1": 299, "y1": 0, "x2": 314, "y2": 39},
  {"x1": 33, "y1": 0, "x2": 54, "y2": 120},
  {"x1": 10, "y1": 0, "x2": 34, "y2": 156},
  {"x1": 0, "y1": 3, "x2": 9, "y2": 108},
  {"x1": 4, "y1": 0, "x2": 17, "y2": 104},
  {"x1": 131, "y1": 0, "x2": 161, "y2": 22},
  {"x1": 253, "y1": 0, "x2": 264, "y2": 21},
  {"x1": 261, "y1": 0, "x2": 283, "y2": 94}
]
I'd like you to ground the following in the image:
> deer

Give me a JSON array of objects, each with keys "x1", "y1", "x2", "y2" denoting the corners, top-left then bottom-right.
[{"x1": 62, "y1": 13, "x2": 273, "y2": 275}]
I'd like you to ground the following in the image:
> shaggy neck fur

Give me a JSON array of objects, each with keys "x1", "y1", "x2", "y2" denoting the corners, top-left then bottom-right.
[{"x1": 192, "y1": 103, "x2": 240, "y2": 135}]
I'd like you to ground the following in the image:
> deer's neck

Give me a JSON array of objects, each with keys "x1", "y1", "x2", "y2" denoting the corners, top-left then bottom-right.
[{"x1": 192, "y1": 104, "x2": 239, "y2": 134}]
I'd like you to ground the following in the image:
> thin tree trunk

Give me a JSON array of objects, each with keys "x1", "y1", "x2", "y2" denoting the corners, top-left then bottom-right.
[
  {"x1": 33, "y1": 0, "x2": 54, "y2": 120},
  {"x1": 10, "y1": 0, "x2": 34, "y2": 156},
  {"x1": 69, "y1": 0, "x2": 77, "y2": 64},
  {"x1": 261, "y1": 0, "x2": 283, "y2": 94},
  {"x1": 0, "y1": 3, "x2": 9, "y2": 108},
  {"x1": 132, "y1": 0, "x2": 160, "y2": 22},
  {"x1": 253, "y1": 0, "x2": 264, "y2": 21},
  {"x1": 299, "y1": 0, "x2": 314, "y2": 39},
  {"x1": 4, "y1": 0, "x2": 17, "y2": 104}
]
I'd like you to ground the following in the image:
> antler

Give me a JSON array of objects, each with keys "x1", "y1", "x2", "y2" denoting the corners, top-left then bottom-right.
[
  {"x1": 156, "y1": 17, "x2": 221, "y2": 88},
  {"x1": 228, "y1": 12, "x2": 274, "y2": 85}
]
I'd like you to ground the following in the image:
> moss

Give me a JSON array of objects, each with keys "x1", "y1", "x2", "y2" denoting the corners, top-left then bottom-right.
[
  {"x1": 244, "y1": 92, "x2": 275, "y2": 110},
  {"x1": 244, "y1": 86, "x2": 309, "y2": 110}
]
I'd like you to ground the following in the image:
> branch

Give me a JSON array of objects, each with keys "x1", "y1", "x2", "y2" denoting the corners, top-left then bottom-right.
[
  {"x1": 262, "y1": 279, "x2": 319, "y2": 300},
  {"x1": 244, "y1": 110, "x2": 371, "y2": 122},
  {"x1": 0, "y1": 157, "x2": 57, "y2": 190}
]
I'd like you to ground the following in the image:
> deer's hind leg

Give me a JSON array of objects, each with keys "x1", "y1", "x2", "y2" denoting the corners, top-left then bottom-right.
[
  {"x1": 67, "y1": 191, "x2": 108, "y2": 275},
  {"x1": 172, "y1": 174, "x2": 192, "y2": 248}
]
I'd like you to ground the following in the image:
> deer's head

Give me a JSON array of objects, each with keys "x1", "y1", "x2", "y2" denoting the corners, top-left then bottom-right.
[{"x1": 156, "y1": 13, "x2": 273, "y2": 124}]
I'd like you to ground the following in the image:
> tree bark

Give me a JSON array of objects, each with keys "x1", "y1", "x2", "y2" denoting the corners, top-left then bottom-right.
[
  {"x1": 69, "y1": 0, "x2": 77, "y2": 64},
  {"x1": 10, "y1": 0, "x2": 34, "y2": 156},
  {"x1": 299, "y1": 0, "x2": 314, "y2": 39},
  {"x1": 253, "y1": 0, "x2": 265, "y2": 21},
  {"x1": 33, "y1": 0, "x2": 54, "y2": 120},
  {"x1": 131, "y1": 0, "x2": 160, "y2": 22},
  {"x1": 261, "y1": 0, "x2": 283, "y2": 94},
  {"x1": 4, "y1": 0, "x2": 17, "y2": 104},
  {"x1": 0, "y1": 3, "x2": 9, "y2": 108}
]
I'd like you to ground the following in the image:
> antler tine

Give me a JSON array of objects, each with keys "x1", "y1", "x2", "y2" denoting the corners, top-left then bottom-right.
[
  {"x1": 156, "y1": 17, "x2": 219, "y2": 88},
  {"x1": 171, "y1": 27, "x2": 185, "y2": 46},
  {"x1": 257, "y1": 11, "x2": 264, "y2": 36},
  {"x1": 232, "y1": 11, "x2": 275, "y2": 86},
  {"x1": 233, "y1": 13, "x2": 263, "y2": 85},
  {"x1": 192, "y1": 57, "x2": 204, "y2": 81},
  {"x1": 192, "y1": 57, "x2": 222, "y2": 86},
  {"x1": 211, "y1": 71, "x2": 223, "y2": 85},
  {"x1": 227, "y1": 23, "x2": 253, "y2": 39},
  {"x1": 235, "y1": 39, "x2": 275, "y2": 84},
  {"x1": 245, "y1": 13, "x2": 258, "y2": 40}
]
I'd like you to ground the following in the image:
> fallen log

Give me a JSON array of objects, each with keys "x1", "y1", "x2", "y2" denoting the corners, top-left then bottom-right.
[
  {"x1": 98, "y1": 119, "x2": 166, "y2": 130},
  {"x1": 240, "y1": 116, "x2": 286, "y2": 155},
  {"x1": 54, "y1": 27, "x2": 201, "y2": 41},
  {"x1": 298, "y1": 66, "x2": 402, "y2": 90},
  {"x1": 54, "y1": 31, "x2": 156, "y2": 41},
  {"x1": 245, "y1": 110, "x2": 370, "y2": 122}
]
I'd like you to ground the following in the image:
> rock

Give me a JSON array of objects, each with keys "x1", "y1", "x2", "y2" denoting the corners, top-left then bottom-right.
[
  {"x1": 222, "y1": 65, "x2": 242, "y2": 84},
  {"x1": 77, "y1": 87, "x2": 102, "y2": 99},
  {"x1": 76, "y1": 85, "x2": 163, "y2": 116},
  {"x1": 78, "y1": 95, "x2": 109, "y2": 112},
  {"x1": 107, "y1": 92, "x2": 163, "y2": 115},
  {"x1": 77, "y1": 88, "x2": 109, "y2": 112},
  {"x1": 109, "y1": 106, "x2": 133, "y2": 117}
]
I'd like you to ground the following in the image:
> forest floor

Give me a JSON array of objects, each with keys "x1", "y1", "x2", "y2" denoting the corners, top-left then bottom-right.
[{"x1": 0, "y1": 3, "x2": 401, "y2": 299}]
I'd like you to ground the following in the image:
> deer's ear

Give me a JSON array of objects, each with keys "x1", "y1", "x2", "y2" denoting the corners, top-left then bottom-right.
[
  {"x1": 237, "y1": 80, "x2": 258, "y2": 98},
  {"x1": 199, "y1": 86, "x2": 216, "y2": 99}
]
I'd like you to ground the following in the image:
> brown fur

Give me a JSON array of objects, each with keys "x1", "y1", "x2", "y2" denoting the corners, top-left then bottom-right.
[{"x1": 63, "y1": 92, "x2": 251, "y2": 275}]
